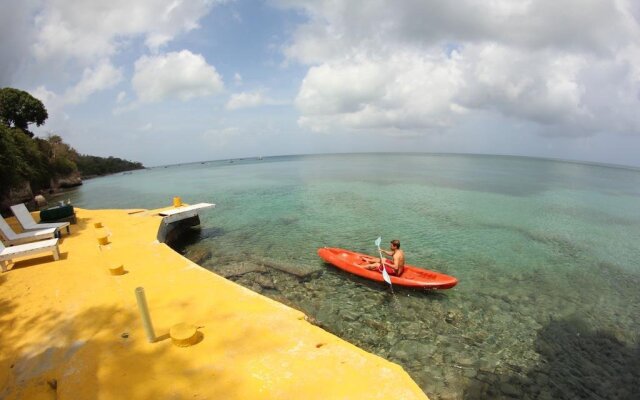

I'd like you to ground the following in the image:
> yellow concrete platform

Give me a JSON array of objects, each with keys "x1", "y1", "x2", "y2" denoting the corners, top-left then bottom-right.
[{"x1": 0, "y1": 208, "x2": 428, "y2": 399}]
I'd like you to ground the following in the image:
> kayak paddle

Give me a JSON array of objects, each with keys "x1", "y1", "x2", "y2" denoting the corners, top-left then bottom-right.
[{"x1": 375, "y1": 237, "x2": 392, "y2": 286}]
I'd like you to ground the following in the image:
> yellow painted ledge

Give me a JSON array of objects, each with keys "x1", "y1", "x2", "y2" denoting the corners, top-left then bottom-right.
[{"x1": 0, "y1": 208, "x2": 429, "y2": 399}]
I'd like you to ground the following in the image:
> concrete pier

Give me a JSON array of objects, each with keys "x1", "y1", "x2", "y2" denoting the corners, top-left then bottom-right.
[{"x1": 0, "y1": 207, "x2": 428, "y2": 399}]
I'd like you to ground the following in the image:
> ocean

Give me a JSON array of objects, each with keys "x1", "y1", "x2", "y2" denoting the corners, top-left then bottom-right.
[{"x1": 61, "y1": 153, "x2": 640, "y2": 399}]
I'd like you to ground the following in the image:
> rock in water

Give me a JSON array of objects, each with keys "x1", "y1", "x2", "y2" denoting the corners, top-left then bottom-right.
[
  {"x1": 185, "y1": 247, "x2": 212, "y2": 265},
  {"x1": 215, "y1": 262, "x2": 266, "y2": 278},
  {"x1": 252, "y1": 256, "x2": 322, "y2": 278}
]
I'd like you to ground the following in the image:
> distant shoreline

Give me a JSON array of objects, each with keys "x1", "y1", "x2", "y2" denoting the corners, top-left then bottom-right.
[
  {"x1": 149, "y1": 152, "x2": 640, "y2": 172},
  {"x1": 80, "y1": 167, "x2": 146, "y2": 181}
]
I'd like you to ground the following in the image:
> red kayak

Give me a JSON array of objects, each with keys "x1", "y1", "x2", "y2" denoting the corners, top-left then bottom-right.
[{"x1": 317, "y1": 247, "x2": 458, "y2": 289}]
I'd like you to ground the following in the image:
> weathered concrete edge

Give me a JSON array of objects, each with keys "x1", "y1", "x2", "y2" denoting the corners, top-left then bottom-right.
[{"x1": 146, "y1": 206, "x2": 430, "y2": 398}]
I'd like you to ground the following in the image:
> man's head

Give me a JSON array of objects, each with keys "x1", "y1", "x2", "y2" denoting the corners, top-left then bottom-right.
[{"x1": 390, "y1": 239, "x2": 400, "y2": 249}]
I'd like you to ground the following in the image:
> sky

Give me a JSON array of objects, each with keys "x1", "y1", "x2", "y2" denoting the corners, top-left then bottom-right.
[{"x1": 1, "y1": 0, "x2": 640, "y2": 167}]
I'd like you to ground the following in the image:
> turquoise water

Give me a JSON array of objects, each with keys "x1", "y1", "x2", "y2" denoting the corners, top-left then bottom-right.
[{"x1": 62, "y1": 154, "x2": 640, "y2": 399}]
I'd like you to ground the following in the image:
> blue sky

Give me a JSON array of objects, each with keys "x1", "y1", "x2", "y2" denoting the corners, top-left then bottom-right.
[{"x1": 1, "y1": 0, "x2": 640, "y2": 167}]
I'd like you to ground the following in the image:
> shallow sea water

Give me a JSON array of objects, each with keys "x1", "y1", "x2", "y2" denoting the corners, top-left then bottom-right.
[{"x1": 63, "y1": 154, "x2": 640, "y2": 399}]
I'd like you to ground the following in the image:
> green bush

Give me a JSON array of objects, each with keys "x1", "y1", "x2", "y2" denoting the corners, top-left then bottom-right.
[
  {"x1": 0, "y1": 125, "x2": 50, "y2": 195},
  {"x1": 52, "y1": 157, "x2": 77, "y2": 175}
]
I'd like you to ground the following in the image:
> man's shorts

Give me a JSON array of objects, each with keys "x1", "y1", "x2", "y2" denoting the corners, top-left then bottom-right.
[{"x1": 378, "y1": 261, "x2": 398, "y2": 276}]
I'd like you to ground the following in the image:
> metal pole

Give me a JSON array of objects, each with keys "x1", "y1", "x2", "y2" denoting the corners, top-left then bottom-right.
[{"x1": 135, "y1": 287, "x2": 156, "y2": 343}]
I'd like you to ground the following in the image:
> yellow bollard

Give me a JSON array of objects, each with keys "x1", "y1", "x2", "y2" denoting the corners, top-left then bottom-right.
[
  {"x1": 169, "y1": 323, "x2": 201, "y2": 347},
  {"x1": 97, "y1": 231, "x2": 109, "y2": 246},
  {"x1": 95, "y1": 227, "x2": 110, "y2": 246},
  {"x1": 172, "y1": 196, "x2": 182, "y2": 207},
  {"x1": 109, "y1": 264, "x2": 125, "y2": 275}
]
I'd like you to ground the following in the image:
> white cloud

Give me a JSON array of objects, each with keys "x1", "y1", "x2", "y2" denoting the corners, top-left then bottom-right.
[
  {"x1": 11, "y1": 1, "x2": 223, "y2": 115},
  {"x1": 281, "y1": 0, "x2": 640, "y2": 137},
  {"x1": 3, "y1": 1, "x2": 225, "y2": 128},
  {"x1": 31, "y1": 85, "x2": 63, "y2": 118},
  {"x1": 139, "y1": 122, "x2": 153, "y2": 131},
  {"x1": 280, "y1": 0, "x2": 636, "y2": 61},
  {"x1": 226, "y1": 91, "x2": 270, "y2": 110},
  {"x1": 296, "y1": 51, "x2": 464, "y2": 132},
  {"x1": 132, "y1": 50, "x2": 224, "y2": 103},
  {"x1": 233, "y1": 72, "x2": 243, "y2": 86},
  {"x1": 32, "y1": 0, "x2": 221, "y2": 64},
  {"x1": 63, "y1": 60, "x2": 123, "y2": 104},
  {"x1": 29, "y1": 85, "x2": 73, "y2": 134},
  {"x1": 455, "y1": 45, "x2": 590, "y2": 128},
  {"x1": 25, "y1": 61, "x2": 122, "y2": 118}
]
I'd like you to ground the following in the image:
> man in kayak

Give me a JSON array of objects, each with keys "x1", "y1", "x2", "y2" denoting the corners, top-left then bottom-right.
[{"x1": 362, "y1": 239, "x2": 405, "y2": 276}]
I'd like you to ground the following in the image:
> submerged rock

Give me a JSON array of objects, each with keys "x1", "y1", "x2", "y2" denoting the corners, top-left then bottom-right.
[
  {"x1": 253, "y1": 256, "x2": 322, "y2": 278},
  {"x1": 215, "y1": 262, "x2": 266, "y2": 278},
  {"x1": 185, "y1": 247, "x2": 212, "y2": 265},
  {"x1": 254, "y1": 273, "x2": 276, "y2": 290},
  {"x1": 500, "y1": 382, "x2": 521, "y2": 397}
]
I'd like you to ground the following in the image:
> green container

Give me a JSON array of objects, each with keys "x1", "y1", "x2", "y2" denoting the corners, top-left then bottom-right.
[{"x1": 40, "y1": 204, "x2": 75, "y2": 222}]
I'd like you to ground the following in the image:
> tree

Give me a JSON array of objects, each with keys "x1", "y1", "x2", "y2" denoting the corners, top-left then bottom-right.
[
  {"x1": 0, "y1": 125, "x2": 28, "y2": 194},
  {"x1": 42, "y1": 134, "x2": 79, "y2": 176},
  {"x1": 0, "y1": 125, "x2": 49, "y2": 196},
  {"x1": 75, "y1": 154, "x2": 144, "y2": 177},
  {"x1": 0, "y1": 88, "x2": 48, "y2": 137}
]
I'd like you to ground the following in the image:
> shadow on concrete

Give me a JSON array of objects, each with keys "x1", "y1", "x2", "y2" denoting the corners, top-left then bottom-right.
[
  {"x1": 463, "y1": 317, "x2": 640, "y2": 399},
  {"x1": 0, "y1": 301, "x2": 241, "y2": 399},
  {"x1": 5, "y1": 252, "x2": 68, "y2": 271}
]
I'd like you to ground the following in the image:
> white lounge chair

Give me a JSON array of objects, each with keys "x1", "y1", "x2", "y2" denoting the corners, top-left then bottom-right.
[
  {"x1": 0, "y1": 238, "x2": 60, "y2": 272},
  {"x1": 0, "y1": 215, "x2": 58, "y2": 246},
  {"x1": 10, "y1": 203, "x2": 71, "y2": 234}
]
